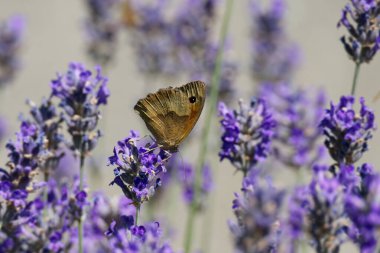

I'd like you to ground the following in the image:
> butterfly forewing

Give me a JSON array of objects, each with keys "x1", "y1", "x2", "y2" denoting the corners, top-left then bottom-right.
[{"x1": 134, "y1": 81, "x2": 206, "y2": 151}]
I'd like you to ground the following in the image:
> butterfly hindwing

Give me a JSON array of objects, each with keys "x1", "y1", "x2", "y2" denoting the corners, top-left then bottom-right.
[{"x1": 134, "y1": 81, "x2": 206, "y2": 151}]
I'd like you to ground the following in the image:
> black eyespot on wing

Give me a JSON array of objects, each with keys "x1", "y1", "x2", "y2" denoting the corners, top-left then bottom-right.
[{"x1": 189, "y1": 96, "x2": 196, "y2": 103}]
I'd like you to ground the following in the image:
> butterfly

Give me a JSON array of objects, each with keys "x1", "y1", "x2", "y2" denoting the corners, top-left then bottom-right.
[{"x1": 134, "y1": 81, "x2": 206, "y2": 152}]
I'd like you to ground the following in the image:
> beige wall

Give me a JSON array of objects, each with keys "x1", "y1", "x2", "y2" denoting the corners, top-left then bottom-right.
[{"x1": 0, "y1": 1, "x2": 377, "y2": 252}]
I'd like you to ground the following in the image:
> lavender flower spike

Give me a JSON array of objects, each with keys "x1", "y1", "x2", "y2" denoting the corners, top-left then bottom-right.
[
  {"x1": 345, "y1": 165, "x2": 380, "y2": 253},
  {"x1": 50, "y1": 62, "x2": 110, "y2": 155},
  {"x1": 289, "y1": 165, "x2": 349, "y2": 252},
  {"x1": 108, "y1": 130, "x2": 171, "y2": 207},
  {"x1": 218, "y1": 98, "x2": 276, "y2": 175},
  {"x1": 26, "y1": 98, "x2": 64, "y2": 177},
  {"x1": 250, "y1": 0, "x2": 299, "y2": 82},
  {"x1": 84, "y1": 0, "x2": 120, "y2": 66},
  {"x1": 258, "y1": 82, "x2": 326, "y2": 170},
  {"x1": 229, "y1": 169, "x2": 285, "y2": 253},
  {"x1": 128, "y1": 0, "x2": 179, "y2": 76},
  {"x1": 107, "y1": 221, "x2": 175, "y2": 252},
  {"x1": 177, "y1": 161, "x2": 213, "y2": 207},
  {"x1": 338, "y1": 0, "x2": 380, "y2": 63},
  {"x1": 319, "y1": 96, "x2": 375, "y2": 165},
  {"x1": 4, "y1": 121, "x2": 46, "y2": 191}
]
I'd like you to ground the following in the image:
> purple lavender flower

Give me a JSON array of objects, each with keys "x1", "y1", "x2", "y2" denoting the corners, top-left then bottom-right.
[
  {"x1": 0, "y1": 176, "x2": 88, "y2": 252},
  {"x1": 107, "y1": 221, "x2": 174, "y2": 252},
  {"x1": 345, "y1": 164, "x2": 380, "y2": 252},
  {"x1": 287, "y1": 165, "x2": 348, "y2": 252},
  {"x1": 26, "y1": 98, "x2": 64, "y2": 178},
  {"x1": 173, "y1": 0, "x2": 217, "y2": 70},
  {"x1": 68, "y1": 193, "x2": 136, "y2": 252},
  {"x1": 84, "y1": 0, "x2": 120, "y2": 66},
  {"x1": 51, "y1": 146, "x2": 77, "y2": 182},
  {"x1": 50, "y1": 62, "x2": 110, "y2": 155},
  {"x1": 41, "y1": 177, "x2": 89, "y2": 252},
  {"x1": 320, "y1": 96, "x2": 375, "y2": 165},
  {"x1": 258, "y1": 82, "x2": 326, "y2": 170},
  {"x1": 338, "y1": 0, "x2": 380, "y2": 63},
  {"x1": 172, "y1": 0, "x2": 216, "y2": 51},
  {"x1": 0, "y1": 195, "x2": 44, "y2": 251},
  {"x1": 286, "y1": 185, "x2": 309, "y2": 251},
  {"x1": 218, "y1": 99, "x2": 276, "y2": 175},
  {"x1": 127, "y1": 1, "x2": 179, "y2": 76},
  {"x1": 250, "y1": 0, "x2": 299, "y2": 82},
  {"x1": 229, "y1": 169, "x2": 285, "y2": 253},
  {"x1": 192, "y1": 43, "x2": 238, "y2": 104},
  {"x1": 3, "y1": 121, "x2": 46, "y2": 190},
  {"x1": 177, "y1": 161, "x2": 213, "y2": 207},
  {"x1": 108, "y1": 130, "x2": 171, "y2": 207},
  {"x1": 0, "y1": 15, "x2": 24, "y2": 86}
]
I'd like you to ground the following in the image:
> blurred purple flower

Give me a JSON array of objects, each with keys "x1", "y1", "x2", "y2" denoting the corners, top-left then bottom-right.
[
  {"x1": 0, "y1": 15, "x2": 24, "y2": 86},
  {"x1": 50, "y1": 62, "x2": 110, "y2": 155},
  {"x1": 288, "y1": 165, "x2": 348, "y2": 252},
  {"x1": 0, "y1": 176, "x2": 88, "y2": 252},
  {"x1": 258, "y1": 82, "x2": 326, "y2": 170},
  {"x1": 172, "y1": 0, "x2": 216, "y2": 50},
  {"x1": 286, "y1": 185, "x2": 309, "y2": 251},
  {"x1": 338, "y1": 163, "x2": 361, "y2": 191},
  {"x1": 345, "y1": 164, "x2": 380, "y2": 252},
  {"x1": 338, "y1": 0, "x2": 380, "y2": 63},
  {"x1": 108, "y1": 130, "x2": 171, "y2": 207},
  {"x1": 173, "y1": 0, "x2": 217, "y2": 70},
  {"x1": 177, "y1": 161, "x2": 213, "y2": 207},
  {"x1": 51, "y1": 147, "x2": 77, "y2": 182},
  {"x1": 42, "y1": 177, "x2": 89, "y2": 252},
  {"x1": 320, "y1": 96, "x2": 375, "y2": 165},
  {"x1": 107, "y1": 221, "x2": 175, "y2": 252},
  {"x1": 192, "y1": 43, "x2": 238, "y2": 104},
  {"x1": 68, "y1": 193, "x2": 136, "y2": 252},
  {"x1": 3, "y1": 121, "x2": 45, "y2": 190},
  {"x1": 128, "y1": 0, "x2": 179, "y2": 76},
  {"x1": 229, "y1": 169, "x2": 285, "y2": 253},
  {"x1": 84, "y1": 0, "x2": 120, "y2": 66},
  {"x1": 250, "y1": 0, "x2": 299, "y2": 83},
  {"x1": 218, "y1": 99, "x2": 276, "y2": 175},
  {"x1": 25, "y1": 98, "x2": 64, "y2": 178}
]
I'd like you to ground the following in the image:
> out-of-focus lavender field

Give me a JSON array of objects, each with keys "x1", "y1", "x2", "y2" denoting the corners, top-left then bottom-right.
[{"x1": 1, "y1": 0, "x2": 380, "y2": 253}]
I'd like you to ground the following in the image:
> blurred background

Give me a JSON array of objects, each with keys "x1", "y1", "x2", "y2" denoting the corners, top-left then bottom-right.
[{"x1": 0, "y1": 0, "x2": 379, "y2": 252}]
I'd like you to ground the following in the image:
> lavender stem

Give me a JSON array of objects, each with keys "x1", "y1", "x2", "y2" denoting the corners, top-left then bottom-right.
[
  {"x1": 351, "y1": 62, "x2": 361, "y2": 96},
  {"x1": 135, "y1": 205, "x2": 140, "y2": 226},
  {"x1": 183, "y1": 0, "x2": 234, "y2": 252},
  {"x1": 78, "y1": 153, "x2": 85, "y2": 253}
]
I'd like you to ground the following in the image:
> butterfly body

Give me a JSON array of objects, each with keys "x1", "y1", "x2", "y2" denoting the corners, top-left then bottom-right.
[{"x1": 134, "y1": 81, "x2": 206, "y2": 152}]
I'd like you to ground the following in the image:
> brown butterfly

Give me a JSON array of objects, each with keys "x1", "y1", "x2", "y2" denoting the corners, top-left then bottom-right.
[{"x1": 134, "y1": 81, "x2": 206, "y2": 152}]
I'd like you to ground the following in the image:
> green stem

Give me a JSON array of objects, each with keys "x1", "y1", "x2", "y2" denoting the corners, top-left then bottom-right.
[
  {"x1": 351, "y1": 62, "x2": 361, "y2": 96},
  {"x1": 79, "y1": 154, "x2": 85, "y2": 190},
  {"x1": 183, "y1": 1, "x2": 234, "y2": 252},
  {"x1": 135, "y1": 205, "x2": 140, "y2": 226},
  {"x1": 296, "y1": 167, "x2": 304, "y2": 185},
  {"x1": 78, "y1": 154, "x2": 85, "y2": 253}
]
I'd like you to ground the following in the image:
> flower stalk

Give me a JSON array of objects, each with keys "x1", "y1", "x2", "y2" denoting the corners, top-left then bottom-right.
[
  {"x1": 78, "y1": 152, "x2": 85, "y2": 253},
  {"x1": 351, "y1": 62, "x2": 360, "y2": 96},
  {"x1": 183, "y1": 0, "x2": 234, "y2": 252}
]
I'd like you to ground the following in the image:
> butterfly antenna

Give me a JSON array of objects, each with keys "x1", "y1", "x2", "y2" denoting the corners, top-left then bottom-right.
[{"x1": 137, "y1": 134, "x2": 152, "y2": 142}]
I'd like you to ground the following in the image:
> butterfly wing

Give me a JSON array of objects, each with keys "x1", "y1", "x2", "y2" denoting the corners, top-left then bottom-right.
[{"x1": 134, "y1": 81, "x2": 206, "y2": 151}]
